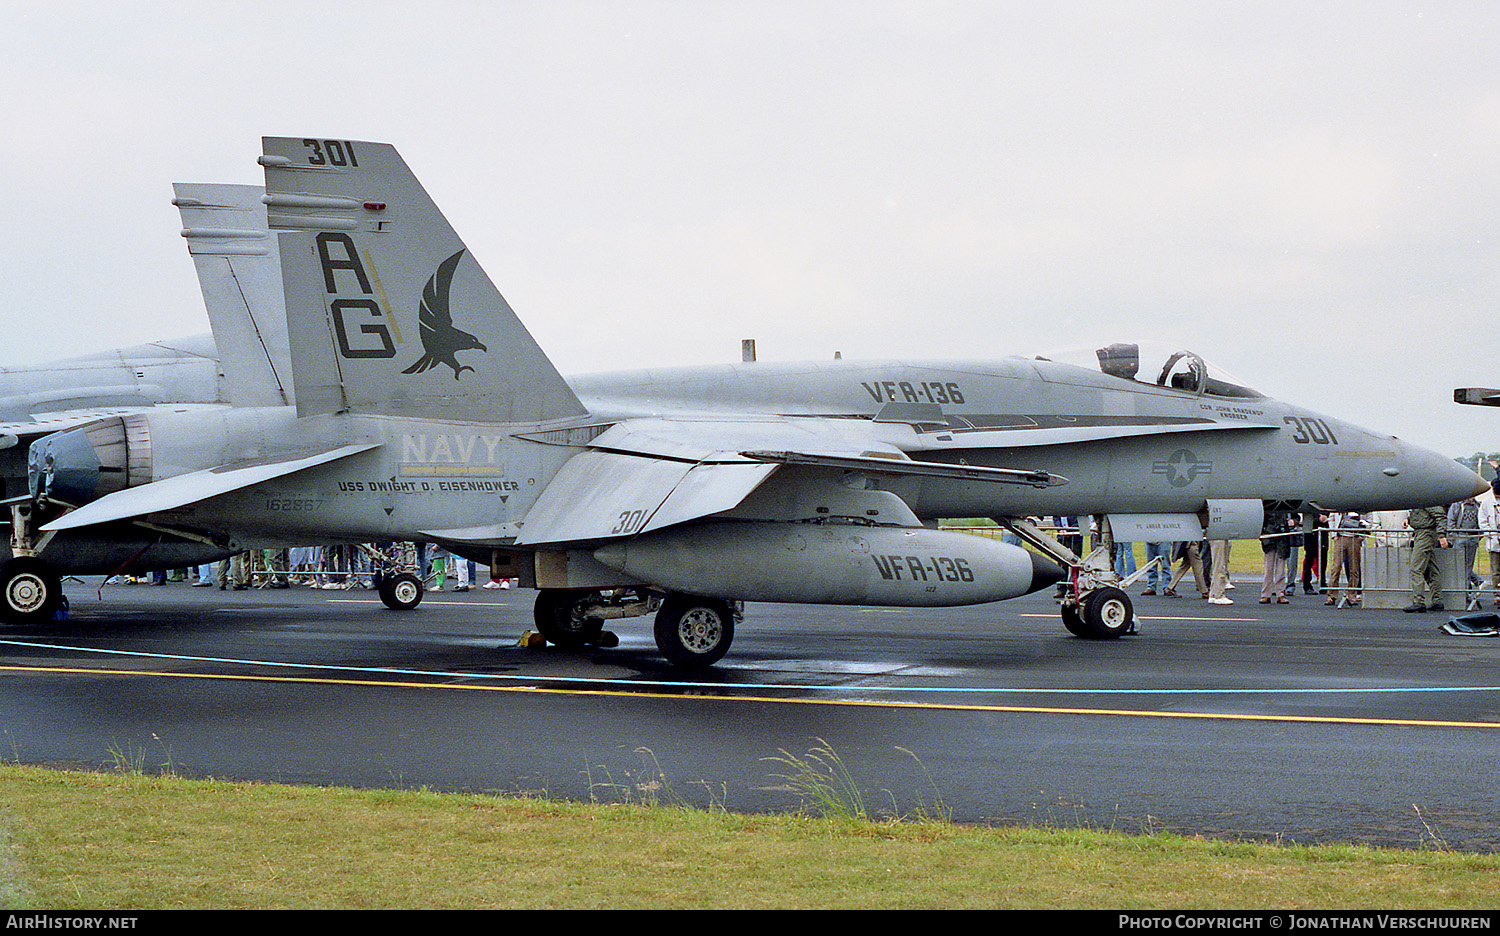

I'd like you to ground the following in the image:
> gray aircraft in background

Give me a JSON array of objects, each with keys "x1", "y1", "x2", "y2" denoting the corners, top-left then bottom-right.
[
  {"x1": 0, "y1": 183, "x2": 283, "y2": 440},
  {"x1": 0, "y1": 336, "x2": 219, "y2": 426},
  {"x1": 0, "y1": 185, "x2": 294, "y2": 578},
  {"x1": 0, "y1": 139, "x2": 1485, "y2": 667}
]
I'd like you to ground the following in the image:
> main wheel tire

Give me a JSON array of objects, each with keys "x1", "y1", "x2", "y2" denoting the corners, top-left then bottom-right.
[
  {"x1": 0, "y1": 557, "x2": 62, "y2": 625},
  {"x1": 378, "y1": 572, "x2": 424, "y2": 610},
  {"x1": 1080, "y1": 586, "x2": 1133, "y2": 638},
  {"x1": 534, "y1": 589, "x2": 603, "y2": 648},
  {"x1": 1060, "y1": 602, "x2": 1089, "y2": 637},
  {"x1": 653, "y1": 595, "x2": 734, "y2": 668}
]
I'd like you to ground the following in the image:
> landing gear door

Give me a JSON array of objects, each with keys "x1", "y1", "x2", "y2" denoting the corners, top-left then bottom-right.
[{"x1": 1204, "y1": 499, "x2": 1263, "y2": 540}]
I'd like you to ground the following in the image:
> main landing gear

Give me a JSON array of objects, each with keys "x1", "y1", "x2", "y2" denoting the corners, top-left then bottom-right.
[
  {"x1": 653, "y1": 595, "x2": 735, "y2": 668},
  {"x1": 368, "y1": 545, "x2": 426, "y2": 610},
  {"x1": 532, "y1": 588, "x2": 740, "y2": 668},
  {"x1": 533, "y1": 588, "x2": 607, "y2": 648}
]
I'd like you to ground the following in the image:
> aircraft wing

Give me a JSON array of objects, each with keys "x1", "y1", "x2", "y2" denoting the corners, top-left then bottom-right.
[
  {"x1": 516, "y1": 417, "x2": 875, "y2": 546},
  {"x1": 515, "y1": 416, "x2": 1069, "y2": 547},
  {"x1": 516, "y1": 450, "x2": 778, "y2": 546},
  {"x1": 581, "y1": 409, "x2": 1272, "y2": 457},
  {"x1": 39, "y1": 443, "x2": 380, "y2": 532}
]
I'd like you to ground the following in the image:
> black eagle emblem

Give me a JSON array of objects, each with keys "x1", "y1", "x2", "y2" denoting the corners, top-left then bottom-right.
[{"x1": 401, "y1": 249, "x2": 487, "y2": 379}]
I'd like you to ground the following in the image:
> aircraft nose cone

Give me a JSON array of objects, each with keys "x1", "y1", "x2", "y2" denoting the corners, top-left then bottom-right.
[
  {"x1": 1400, "y1": 444, "x2": 1491, "y2": 506},
  {"x1": 1445, "y1": 460, "x2": 1490, "y2": 503}
]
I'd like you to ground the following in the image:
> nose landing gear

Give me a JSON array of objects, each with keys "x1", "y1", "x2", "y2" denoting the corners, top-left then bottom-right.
[{"x1": 0, "y1": 555, "x2": 62, "y2": 625}]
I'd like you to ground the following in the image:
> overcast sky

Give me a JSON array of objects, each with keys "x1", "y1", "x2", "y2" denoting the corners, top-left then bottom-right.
[{"x1": 2, "y1": 2, "x2": 1496, "y2": 456}]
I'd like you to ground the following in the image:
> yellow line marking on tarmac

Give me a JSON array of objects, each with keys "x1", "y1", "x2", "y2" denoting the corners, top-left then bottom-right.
[{"x1": 3, "y1": 664, "x2": 1496, "y2": 730}]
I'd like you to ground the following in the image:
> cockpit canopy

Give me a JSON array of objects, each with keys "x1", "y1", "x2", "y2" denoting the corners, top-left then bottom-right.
[{"x1": 1036, "y1": 341, "x2": 1263, "y2": 399}]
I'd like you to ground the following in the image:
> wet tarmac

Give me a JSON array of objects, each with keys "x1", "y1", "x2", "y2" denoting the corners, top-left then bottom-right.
[{"x1": 2, "y1": 575, "x2": 1497, "y2": 850}]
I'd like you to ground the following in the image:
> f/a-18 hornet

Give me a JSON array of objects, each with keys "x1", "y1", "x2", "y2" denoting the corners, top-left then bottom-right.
[{"x1": 6, "y1": 137, "x2": 1485, "y2": 667}]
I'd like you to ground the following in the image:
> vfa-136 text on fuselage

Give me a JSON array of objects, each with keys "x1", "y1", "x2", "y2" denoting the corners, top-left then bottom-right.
[{"x1": 2, "y1": 138, "x2": 1484, "y2": 668}]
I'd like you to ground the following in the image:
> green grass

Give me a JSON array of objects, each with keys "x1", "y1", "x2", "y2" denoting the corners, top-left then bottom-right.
[{"x1": 2, "y1": 764, "x2": 1498, "y2": 910}]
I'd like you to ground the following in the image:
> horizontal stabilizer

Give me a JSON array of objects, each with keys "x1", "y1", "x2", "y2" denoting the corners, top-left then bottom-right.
[
  {"x1": 41, "y1": 443, "x2": 380, "y2": 532},
  {"x1": 0, "y1": 387, "x2": 165, "y2": 418},
  {"x1": 517, "y1": 450, "x2": 777, "y2": 546},
  {"x1": 1455, "y1": 388, "x2": 1500, "y2": 407}
]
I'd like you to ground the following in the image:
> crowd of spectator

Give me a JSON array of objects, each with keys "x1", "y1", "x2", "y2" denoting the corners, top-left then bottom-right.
[
  {"x1": 111, "y1": 542, "x2": 516, "y2": 592},
  {"x1": 1042, "y1": 495, "x2": 1500, "y2": 612}
]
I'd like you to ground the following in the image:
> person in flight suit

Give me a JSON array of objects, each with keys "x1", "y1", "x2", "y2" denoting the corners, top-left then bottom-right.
[{"x1": 1404, "y1": 506, "x2": 1451, "y2": 612}]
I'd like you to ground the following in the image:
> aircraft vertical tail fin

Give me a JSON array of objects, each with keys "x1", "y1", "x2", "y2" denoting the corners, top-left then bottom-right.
[
  {"x1": 172, "y1": 183, "x2": 292, "y2": 407},
  {"x1": 259, "y1": 137, "x2": 588, "y2": 424}
]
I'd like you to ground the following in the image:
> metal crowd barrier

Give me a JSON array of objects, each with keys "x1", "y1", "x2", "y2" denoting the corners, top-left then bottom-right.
[{"x1": 942, "y1": 523, "x2": 1497, "y2": 610}]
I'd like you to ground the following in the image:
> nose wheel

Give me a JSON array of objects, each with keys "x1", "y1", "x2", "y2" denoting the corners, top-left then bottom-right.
[
  {"x1": 377, "y1": 572, "x2": 424, "y2": 610},
  {"x1": 1062, "y1": 586, "x2": 1134, "y2": 639}
]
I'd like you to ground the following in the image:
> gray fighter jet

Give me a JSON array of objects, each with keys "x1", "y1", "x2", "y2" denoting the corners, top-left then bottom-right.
[
  {"x1": 0, "y1": 184, "x2": 289, "y2": 491},
  {"x1": 3, "y1": 138, "x2": 1486, "y2": 668},
  {"x1": 0, "y1": 185, "x2": 295, "y2": 584},
  {"x1": 0, "y1": 337, "x2": 219, "y2": 426}
]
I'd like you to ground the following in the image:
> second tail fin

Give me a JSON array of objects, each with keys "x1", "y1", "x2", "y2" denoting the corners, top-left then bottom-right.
[{"x1": 173, "y1": 183, "x2": 292, "y2": 407}]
